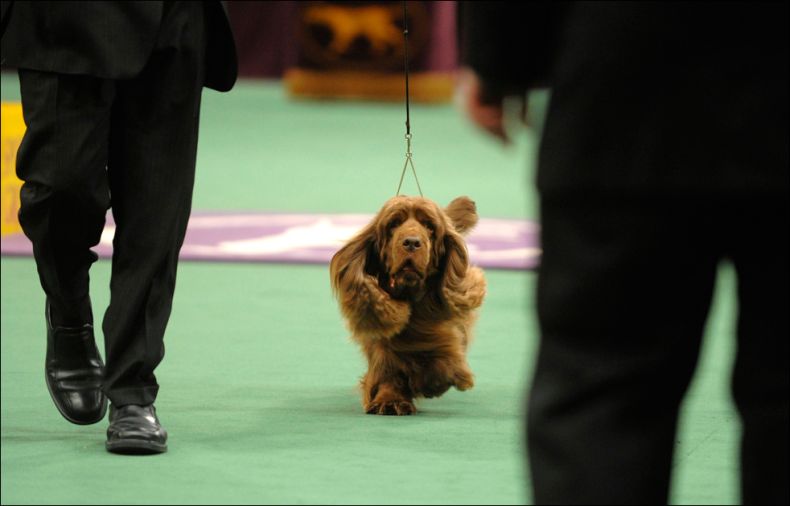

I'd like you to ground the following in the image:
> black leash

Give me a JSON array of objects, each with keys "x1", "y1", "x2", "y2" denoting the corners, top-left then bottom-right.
[
  {"x1": 395, "y1": 0, "x2": 423, "y2": 197},
  {"x1": 403, "y1": 0, "x2": 411, "y2": 139}
]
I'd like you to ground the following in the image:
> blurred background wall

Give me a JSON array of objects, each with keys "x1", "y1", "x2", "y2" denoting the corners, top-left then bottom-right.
[{"x1": 228, "y1": 1, "x2": 459, "y2": 101}]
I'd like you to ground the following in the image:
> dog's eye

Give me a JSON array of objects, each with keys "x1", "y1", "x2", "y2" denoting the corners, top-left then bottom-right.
[
  {"x1": 421, "y1": 220, "x2": 435, "y2": 232},
  {"x1": 387, "y1": 219, "x2": 401, "y2": 232}
]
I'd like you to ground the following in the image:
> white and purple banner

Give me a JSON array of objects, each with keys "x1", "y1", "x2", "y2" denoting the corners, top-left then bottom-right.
[{"x1": 1, "y1": 212, "x2": 540, "y2": 270}]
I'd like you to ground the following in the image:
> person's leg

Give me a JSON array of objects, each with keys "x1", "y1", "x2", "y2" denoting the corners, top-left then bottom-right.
[
  {"x1": 101, "y1": 1, "x2": 206, "y2": 409},
  {"x1": 727, "y1": 197, "x2": 789, "y2": 505},
  {"x1": 16, "y1": 70, "x2": 113, "y2": 327},
  {"x1": 527, "y1": 194, "x2": 720, "y2": 504},
  {"x1": 16, "y1": 69, "x2": 114, "y2": 425}
]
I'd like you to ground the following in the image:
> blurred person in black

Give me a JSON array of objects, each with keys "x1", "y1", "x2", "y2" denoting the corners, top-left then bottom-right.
[
  {"x1": 1, "y1": 1, "x2": 237, "y2": 454},
  {"x1": 459, "y1": 2, "x2": 788, "y2": 504}
]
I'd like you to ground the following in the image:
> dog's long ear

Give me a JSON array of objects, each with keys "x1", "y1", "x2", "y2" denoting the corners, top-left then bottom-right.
[
  {"x1": 444, "y1": 196, "x2": 478, "y2": 236},
  {"x1": 330, "y1": 219, "x2": 410, "y2": 339},
  {"x1": 330, "y1": 222, "x2": 380, "y2": 299},
  {"x1": 437, "y1": 228, "x2": 486, "y2": 313}
]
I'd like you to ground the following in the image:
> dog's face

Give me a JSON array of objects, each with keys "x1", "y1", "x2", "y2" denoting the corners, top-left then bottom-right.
[
  {"x1": 330, "y1": 195, "x2": 479, "y2": 314},
  {"x1": 374, "y1": 196, "x2": 447, "y2": 300},
  {"x1": 330, "y1": 194, "x2": 483, "y2": 346}
]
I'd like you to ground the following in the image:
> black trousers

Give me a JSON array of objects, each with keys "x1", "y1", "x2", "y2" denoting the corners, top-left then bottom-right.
[
  {"x1": 528, "y1": 193, "x2": 789, "y2": 505},
  {"x1": 16, "y1": 2, "x2": 207, "y2": 407}
]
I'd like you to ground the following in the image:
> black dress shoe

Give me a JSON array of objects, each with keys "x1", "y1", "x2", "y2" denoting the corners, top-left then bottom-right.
[
  {"x1": 106, "y1": 404, "x2": 168, "y2": 454},
  {"x1": 45, "y1": 306, "x2": 107, "y2": 425}
]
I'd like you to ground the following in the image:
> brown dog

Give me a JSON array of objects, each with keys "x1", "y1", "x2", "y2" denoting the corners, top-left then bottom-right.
[{"x1": 330, "y1": 195, "x2": 486, "y2": 415}]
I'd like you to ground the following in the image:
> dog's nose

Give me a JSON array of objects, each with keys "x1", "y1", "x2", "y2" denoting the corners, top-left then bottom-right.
[{"x1": 402, "y1": 236, "x2": 422, "y2": 251}]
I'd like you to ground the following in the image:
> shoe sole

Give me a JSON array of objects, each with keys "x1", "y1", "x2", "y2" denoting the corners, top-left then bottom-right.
[
  {"x1": 106, "y1": 439, "x2": 168, "y2": 455},
  {"x1": 44, "y1": 371, "x2": 108, "y2": 425}
]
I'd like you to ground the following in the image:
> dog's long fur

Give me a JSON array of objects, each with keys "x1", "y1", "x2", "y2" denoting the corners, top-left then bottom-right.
[{"x1": 330, "y1": 195, "x2": 486, "y2": 415}]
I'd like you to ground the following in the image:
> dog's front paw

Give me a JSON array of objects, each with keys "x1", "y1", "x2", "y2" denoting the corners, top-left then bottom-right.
[
  {"x1": 365, "y1": 399, "x2": 416, "y2": 416},
  {"x1": 454, "y1": 370, "x2": 475, "y2": 391}
]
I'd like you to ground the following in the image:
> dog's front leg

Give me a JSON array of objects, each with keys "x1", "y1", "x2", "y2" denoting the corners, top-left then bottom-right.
[
  {"x1": 360, "y1": 344, "x2": 416, "y2": 415},
  {"x1": 363, "y1": 381, "x2": 417, "y2": 416},
  {"x1": 343, "y1": 274, "x2": 411, "y2": 340}
]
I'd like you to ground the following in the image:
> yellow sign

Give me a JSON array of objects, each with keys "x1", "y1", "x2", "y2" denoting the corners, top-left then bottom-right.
[{"x1": 1, "y1": 102, "x2": 25, "y2": 236}]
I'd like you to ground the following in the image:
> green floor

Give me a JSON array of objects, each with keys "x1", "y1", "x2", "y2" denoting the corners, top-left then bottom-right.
[{"x1": 1, "y1": 72, "x2": 740, "y2": 504}]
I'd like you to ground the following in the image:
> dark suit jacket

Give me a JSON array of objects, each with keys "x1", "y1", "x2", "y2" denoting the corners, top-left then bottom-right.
[
  {"x1": 1, "y1": 0, "x2": 237, "y2": 92},
  {"x1": 461, "y1": 2, "x2": 789, "y2": 196}
]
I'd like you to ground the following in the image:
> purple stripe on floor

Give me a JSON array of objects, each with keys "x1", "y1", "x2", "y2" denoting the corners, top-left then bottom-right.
[{"x1": 0, "y1": 212, "x2": 541, "y2": 270}]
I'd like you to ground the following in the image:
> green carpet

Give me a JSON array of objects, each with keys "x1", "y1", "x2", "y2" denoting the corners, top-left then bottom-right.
[{"x1": 1, "y1": 72, "x2": 739, "y2": 504}]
